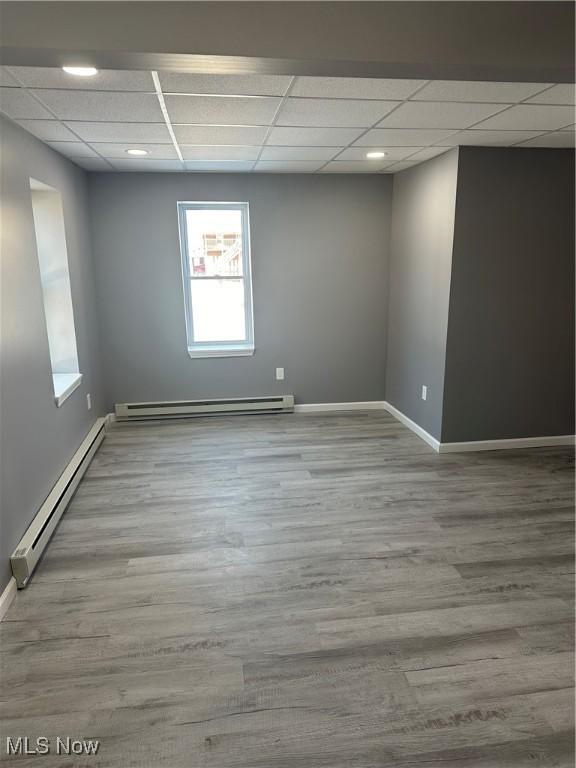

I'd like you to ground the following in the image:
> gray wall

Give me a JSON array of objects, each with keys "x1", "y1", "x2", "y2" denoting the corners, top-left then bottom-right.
[
  {"x1": 88, "y1": 172, "x2": 392, "y2": 408},
  {"x1": 442, "y1": 147, "x2": 575, "y2": 441},
  {"x1": 2, "y1": 128, "x2": 572, "y2": 597},
  {"x1": 0, "y1": 116, "x2": 104, "y2": 592},
  {"x1": 385, "y1": 150, "x2": 459, "y2": 440}
]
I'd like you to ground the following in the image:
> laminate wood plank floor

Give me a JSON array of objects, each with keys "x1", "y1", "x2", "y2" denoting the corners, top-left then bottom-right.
[{"x1": 1, "y1": 411, "x2": 574, "y2": 767}]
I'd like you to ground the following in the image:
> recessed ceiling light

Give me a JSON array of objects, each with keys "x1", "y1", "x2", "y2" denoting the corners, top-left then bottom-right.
[
  {"x1": 125, "y1": 149, "x2": 149, "y2": 156},
  {"x1": 366, "y1": 151, "x2": 387, "y2": 159},
  {"x1": 62, "y1": 66, "x2": 98, "y2": 77}
]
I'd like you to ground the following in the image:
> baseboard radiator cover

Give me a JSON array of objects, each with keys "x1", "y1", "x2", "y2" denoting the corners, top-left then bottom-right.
[
  {"x1": 10, "y1": 417, "x2": 107, "y2": 589},
  {"x1": 115, "y1": 395, "x2": 295, "y2": 421}
]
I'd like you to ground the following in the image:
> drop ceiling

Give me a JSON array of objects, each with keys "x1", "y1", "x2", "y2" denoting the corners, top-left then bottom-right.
[{"x1": 0, "y1": 67, "x2": 574, "y2": 174}]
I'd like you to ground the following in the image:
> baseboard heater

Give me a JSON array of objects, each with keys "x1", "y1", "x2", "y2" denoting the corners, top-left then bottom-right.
[
  {"x1": 115, "y1": 394, "x2": 295, "y2": 421},
  {"x1": 10, "y1": 417, "x2": 107, "y2": 589}
]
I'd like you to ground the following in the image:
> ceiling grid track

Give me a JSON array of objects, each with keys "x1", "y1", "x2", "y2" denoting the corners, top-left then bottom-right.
[
  {"x1": 151, "y1": 71, "x2": 185, "y2": 168},
  {"x1": 3, "y1": 66, "x2": 116, "y2": 169},
  {"x1": 315, "y1": 80, "x2": 435, "y2": 173},
  {"x1": 0, "y1": 66, "x2": 573, "y2": 173},
  {"x1": 254, "y1": 76, "x2": 298, "y2": 170},
  {"x1": 384, "y1": 82, "x2": 573, "y2": 171}
]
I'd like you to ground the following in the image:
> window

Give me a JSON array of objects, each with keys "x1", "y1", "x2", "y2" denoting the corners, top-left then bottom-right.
[
  {"x1": 178, "y1": 202, "x2": 254, "y2": 358},
  {"x1": 30, "y1": 179, "x2": 81, "y2": 406}
]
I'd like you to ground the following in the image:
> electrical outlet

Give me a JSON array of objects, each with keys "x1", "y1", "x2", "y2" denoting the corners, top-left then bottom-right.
[
  {"x1": 86, "y1": 393, "x2": 92, "y2": 410},
  {"x1": 276, "y1": 367, "x2": 285, "y2": 381},
  {"x1": 421, "y1": 385, "x2": 427, "y2": 401}
]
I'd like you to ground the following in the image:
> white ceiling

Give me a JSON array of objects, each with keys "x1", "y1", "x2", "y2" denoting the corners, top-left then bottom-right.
[{"x1": 0, "y1": 66, "x2": 574, "y2": 174}]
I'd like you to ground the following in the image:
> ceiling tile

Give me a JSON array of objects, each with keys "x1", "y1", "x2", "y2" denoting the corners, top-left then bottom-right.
[
  {"x1": 412, "y1": 80, "x2": 551, "y2": 103},
  {"x1": 525, "y1": 84, "x2": 576, "y2": 105},
  {"x1": 184, "y1": 161, "x2": 256, "y2": 172},
  {"x1": 267, "y1": 126, "x2": 364, "y2": 146},
  {"x1": 474, "y1": 104, "x2": 575, "y2": 131},
  {"x1": 174, "y1": 125, "x2": 267, "y2": 145},
  {"x1": 70, "y1": 157, "x2": 114, "y2": 171},
  {"x1": 46, "y1": 141, "x2": 99, "y2": 158},
  {"x1": 88, "y1": 142, "x2": 178, "y2": 159},
  {"x1": 291, "y1": 77, "x2": 425, "y2": 100},
  {"x1": 165, "y1": 94, "x2": 281, "y2": 126},
  {"x1": 159, "y1": 73, "x2": 291, "y2": 96},
  {"x1": 16, "y1": 119, "x2": 79, "y2": 141},
  {"x1": 110, "y1": 159, "x2": 183, "y2": 172},
  {"x1": 32, "y1": 90, "x2": 163, "y2": 122},
  {"x1": 320, "y1": 162, "x2": 385, "y2": 173},
  {"x1": 385, "y1": 148, "x2": 451, "y2": 171},
  {"x1": 0, "y1": 88, "x2": 53, "y2": 119},
  {"x1": 254, "y1": 160, "x2": 325, "y2": 172},
  {"x1": 354, "y1": 128, "x2": 455, "y2": 146},
  {"x1": 377, "y1": 101, "x2": 507, "y2": 130},
  {"x1": 336, "y1": 146, "x2": 418, "y2": 163},
  {"x1": 260, "y1": 146, "x2": 339, "y2": 161},
  {"x1": 438, "y1": 129, "x2": 546, "y2": 146},
  {"x1": 276, "y1": 97, "x2": 399, "y2": 128},
  {"x1": 67, "y1": 122, "x2": 171, "y2": 143},
  {"x1": 181, "y1": 145, "x2": 260, "y2": 161},
  {"x1": 516, "y1": 131, "x2": 575, "y2": 148},
  {"x1": 385, "y1": 161, "x2": 415, "y2": 173},
  {"x1": 386, "y1": 150, "x2": 453, "y2": 172},
  {"x1": 8, "y1": 67, "x2": 154, "y2": 91},
  {"x1": 404, "y1": 146, "x2": 451, "y2": 161},
  {"x1": 0, "y1": 68, "x2": 19, "y2": 87}
]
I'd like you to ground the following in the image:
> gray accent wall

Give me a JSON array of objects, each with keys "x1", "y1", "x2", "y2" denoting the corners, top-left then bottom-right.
[
  {"x1": 0, "y1": 116, "x2": 104, "y2": 592},
  {"x1": 442, "y1": 147, "x2": 575, "y2": 442},
  {"x1": 88, "y1": 173, "x2": 392, "y2": 408},
  {"x1": 385, "y1": 150, "x2": 459, "y2": 440}
]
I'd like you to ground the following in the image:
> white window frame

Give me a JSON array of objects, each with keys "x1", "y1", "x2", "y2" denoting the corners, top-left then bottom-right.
[{"x1": 177, "y1": 201, "x2": 255, "y2": 358}]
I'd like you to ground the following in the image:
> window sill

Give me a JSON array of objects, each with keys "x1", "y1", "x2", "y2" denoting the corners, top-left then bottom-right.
[
  {"x1": 187, "y1": 345, "x2": 255, "y2": 359},
  {"x1": 53, "y1": 372, "x2": 82, "y2": 407}
]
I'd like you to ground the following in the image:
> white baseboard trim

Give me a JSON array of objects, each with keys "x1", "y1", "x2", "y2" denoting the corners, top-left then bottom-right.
[
  {"x1": 382, "y1": 401, "x2": 441, "y2": 451},
  {"x1": 0, "y1": 577, "x2": 17, "y2": 622},
  {"x1": 382, "y1": 401, "x2": 575, "y2": 453},
  {"x1": 294, "y1": 401, "x2": 386, "y2": 413},
  {"x1": 110, "y1": 399, "x2": 573, "y2": 454},
  {"x1": 439, "y1": 434, "x2": 575, "y2": 453}
]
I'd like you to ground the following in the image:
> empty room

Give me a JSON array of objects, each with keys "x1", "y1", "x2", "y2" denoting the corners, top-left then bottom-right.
[{"x1": 0, "y1": 2, "x2": 574, "y2": 766}]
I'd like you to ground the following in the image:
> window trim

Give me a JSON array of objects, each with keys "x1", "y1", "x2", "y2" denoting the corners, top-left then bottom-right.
[
  {"x1": 53, "y1": 372, "x2": 83, "y2": 407},
  {"x1": 177, "y1": 201, "x2": 255, "y2": 359}
]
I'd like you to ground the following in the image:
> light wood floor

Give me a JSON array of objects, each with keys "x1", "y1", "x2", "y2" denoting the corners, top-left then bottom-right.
[{"x1": 1, "y1": 412, "x2": 574, "y2": 767}]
